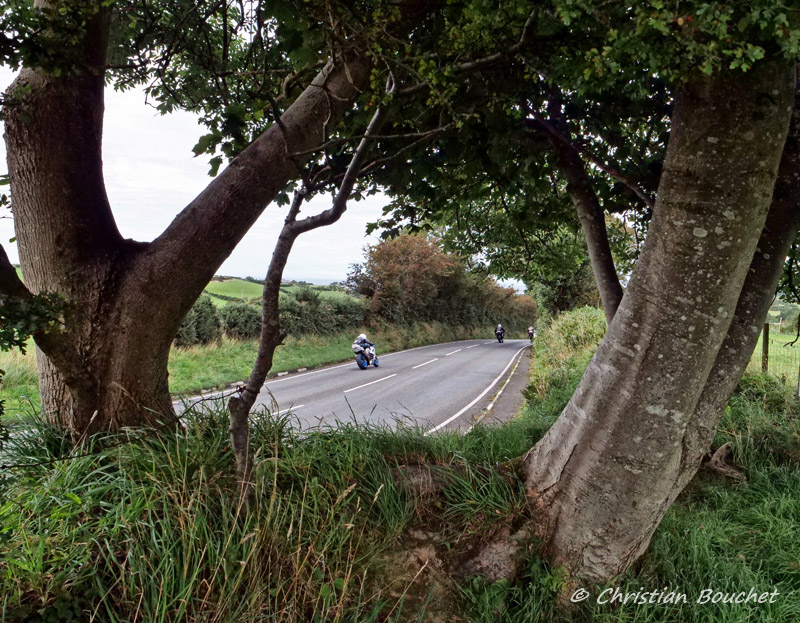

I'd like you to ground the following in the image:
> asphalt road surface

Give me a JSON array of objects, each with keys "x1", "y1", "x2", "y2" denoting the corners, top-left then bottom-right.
[{"x1": 183, "y1": 338, "x2": 531, "y2": 433}]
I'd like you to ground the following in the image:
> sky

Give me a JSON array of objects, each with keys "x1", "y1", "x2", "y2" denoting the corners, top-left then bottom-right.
[{"x1": 0, "y1": 67, "x2": 384, "y2": 284}]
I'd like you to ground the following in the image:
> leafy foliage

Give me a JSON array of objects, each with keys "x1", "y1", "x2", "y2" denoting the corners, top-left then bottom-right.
[
  {"x1": 0, "y1": 286, "x2": 63, "y2": 446},
  {"x1": 348, "y1": 234, "x2": 537, "y2": 331},
  {"x1": 174, "y1": 295, "x2": 221, "y2": 346},
  {"x1": 219, "y1": 301, "x2": 262, "y2": 339}
]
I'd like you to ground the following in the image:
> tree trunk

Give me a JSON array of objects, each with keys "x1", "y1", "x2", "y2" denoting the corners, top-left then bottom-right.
[
  {"x1": 3, "y1": 6, "x2": 371, "y2": 438},
  {"x1": 675, "y1": 79, "x2": 800, "y2": 489},
  {"x1": 545, "y1": 95, "x2": 624, "y2": 324},
  {"x1": 522, "y1": 62, "x2": 795, "y2": 583}
]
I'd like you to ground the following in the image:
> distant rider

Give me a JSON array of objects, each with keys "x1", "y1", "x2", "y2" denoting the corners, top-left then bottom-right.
[
  {"x1": 528, "y1": 325, "x2": 534, "y2": 340},
  {"x1": 495, "y1": 324, "x2": 505, "y2": 339}
]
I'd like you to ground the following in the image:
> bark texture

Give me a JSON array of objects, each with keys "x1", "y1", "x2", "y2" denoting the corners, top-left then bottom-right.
[
  {"x1": 673, "y1": 81, "x2": 800, "y2": 490},
  {"x1": 522, "y1": 62, "x2": 795, "y2": 583},
  {"x1": 3, "y1": 6, "x2": 371, "y2": 437}
]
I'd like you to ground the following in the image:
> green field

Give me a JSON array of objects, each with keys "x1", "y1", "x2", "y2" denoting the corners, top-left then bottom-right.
[
  {"x1": 203, "y1": 278, "x2": 354, "y2": 306},
  {"x1": 747, "y1": 329, "x2": 800, "y2": 382},
  {"x1": 204, "y1": 278, "x2": 264, "y2": 301},
  {"x1": 280, "y1": 284, "x2": 353, "y2": 301}
]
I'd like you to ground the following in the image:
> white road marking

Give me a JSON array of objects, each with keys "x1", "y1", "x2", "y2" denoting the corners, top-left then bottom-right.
[
  {"x1": 483, "y1": 341, "x2": 495, "y2": 344},
  {"x1": 276, "y1": 405, "x2": 304, "y2": 415},
  {"x1": 412, "y1": 358, "x2": 438, "y2": 369},
  {"x1": 466, "y1": 344, "x2": 480, "y2": 349},
  {"x1": 265, "y1": 362, "x2": 352, "y2": 384},
  {"x1": 426, "y1": 345, "x2": 529, "y2": 434},
  {"x1": 344, "y1": 374, "x2": 398, "y2": 394},
  {"x1": 178, "y1": 339, "x2": 501, "y2": 405},
  {"x1": 445, "y1": 349, "x2": 462, "y2": 356},
  {"x1": 466, "y1": 348, "x2": 526, "y2": 432}
]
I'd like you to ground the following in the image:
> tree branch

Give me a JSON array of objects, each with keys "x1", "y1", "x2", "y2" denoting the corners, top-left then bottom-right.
[
  {"x1": 227, "y1": 97, "x2": 389, "y2": 496},
  {"x1": 525, "y1": 108, "x2": 655, "y2": 210},
  {"x1": 395, "y1": 8, "x2": 539, "y2": 97},
  {"x1": 140, "y1": 48, "x2": 372, "y2": 325},
  {"x1": 0, "y1": 245, "x2": 29, "y2": 299}
]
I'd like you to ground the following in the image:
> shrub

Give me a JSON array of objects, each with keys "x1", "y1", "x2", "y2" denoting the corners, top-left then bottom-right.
[
  {"x1": 348, "y1": 234, "x2": 537, "y2": 333},
  {"x1": 529, "y1": 306, "x2": 606, "y2": 398},
  {"x1": 220, "y1": 302, "x2": 262, "y2": 339},
  {"x1": 175, "y1": 296, "x2": 221, "y2": 346}
]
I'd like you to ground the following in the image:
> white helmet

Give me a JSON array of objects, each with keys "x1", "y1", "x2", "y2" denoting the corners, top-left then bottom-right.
[{"x1": 358, "y1": 333, "x2": 367, "y2": 340}]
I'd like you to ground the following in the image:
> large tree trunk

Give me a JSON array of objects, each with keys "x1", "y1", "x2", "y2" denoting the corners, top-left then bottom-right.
[
  {"x1": 3, "y1": 8, "x2": 171, "y2": 436},
  {"x1": 522, "y1": 62, "x2": 795, "y2": 583},
  {"x1": 2, "y1": 5, "x2": 371, "y2": 438}
]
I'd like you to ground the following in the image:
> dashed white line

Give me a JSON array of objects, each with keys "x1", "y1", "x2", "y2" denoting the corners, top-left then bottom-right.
[
  {"x1": 466, "y1": 344, "x2": 481, "y2": 349},
  {"x1": 265, "y1": 362, "x2": 352, "y2": 384},
  {"x1": 425, "y1": 345, "x2": 529, "y2": 434},
  {"x1": 412, "y1": 358, "x2": 438, "y2": 369},
  {"x1": 343, "y1": 374, "x2": 398, "y2": 394},
  {"x1": 445, "y1": 349, "x2": 462, "y2": 356}
]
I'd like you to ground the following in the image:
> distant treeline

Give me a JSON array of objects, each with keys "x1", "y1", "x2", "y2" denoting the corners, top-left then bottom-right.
[{"x1": 177, "y1": 235, "x2": 536, "y2": 346}]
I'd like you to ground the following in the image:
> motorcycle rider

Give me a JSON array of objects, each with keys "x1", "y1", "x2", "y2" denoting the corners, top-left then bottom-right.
[
  {"x1": 495, "y1": 324, "x2": 505, "y2": 339},
  {"x1": 352, "y1": 332, "x2": 377, "y2": 366},
  {"x1": 353, "y1": 332, "x2": 374, "y2": 350},
  {"x1": 528, "y1": 325, "x2": 534, "y2": 340}
]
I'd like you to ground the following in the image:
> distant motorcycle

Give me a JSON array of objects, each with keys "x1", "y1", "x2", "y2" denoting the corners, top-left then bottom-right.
[
  {"x1": 495, "y1": 328, "x2": 505, "y2": 343},
  {"x1": 528, "y1": 327, "x2": 535, "y2": 340},
  {"x1": 353, "y1": 342, "x2": 380, "y2": 370}
]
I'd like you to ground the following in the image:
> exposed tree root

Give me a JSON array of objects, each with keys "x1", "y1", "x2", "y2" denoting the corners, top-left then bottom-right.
[{"x1": 705, "y1": 442, "x2": 747, "y2": 481}]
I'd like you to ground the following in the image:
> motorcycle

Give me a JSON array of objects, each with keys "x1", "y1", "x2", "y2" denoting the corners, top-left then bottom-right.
[
  {"x1": 495, "y1": 329, "x2": 505, "y2": 343},
  {"x1": 353, "y1": 342, "x2": 380, "y2": 369},
  {"x1": 528, "y1": 328, "x2": 535, "y2": 340}
]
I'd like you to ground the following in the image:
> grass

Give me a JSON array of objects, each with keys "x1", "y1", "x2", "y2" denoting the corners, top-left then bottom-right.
[
  {"x1": 281, "y1": 284, "x2": 355, "y2": 302},
  {"x1": 0, "y1": 347, "x2": 41, "y2": 419},
  {"x1": 1, "y1": 323, "x2": 490, "y2": 420},
  {"x1": 203, "y1": 279, "x2": 357, "y2": 307},
  {"x1": 0, "y1": 402, "x2": 534, "y2": 622},
  {"x1": 3, "y1": 306, "x2": 797, "y2": 622},
  {"x1": 747, "y1": 329, "x2": 800, "y2": 384},
  {"x1": 204, "y1": 277, "x2": 264, "y2": 301}
]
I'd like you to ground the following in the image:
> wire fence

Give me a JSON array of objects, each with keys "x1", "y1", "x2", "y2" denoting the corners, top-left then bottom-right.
[{"x1": 746, "y1": 323, "x2": 800, "y2": 390}]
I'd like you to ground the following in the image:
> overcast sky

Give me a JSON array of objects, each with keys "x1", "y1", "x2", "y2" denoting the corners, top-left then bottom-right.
[{"x1": 0, "y1": 67, "x2": 384, "y2": 284}]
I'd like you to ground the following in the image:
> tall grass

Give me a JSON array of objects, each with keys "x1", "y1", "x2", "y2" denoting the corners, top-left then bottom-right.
[
  {"x1": 4, "y1": 306, "x2": 796, "y2": 622},
  {"x1": 460, "y1": 308, "x2": 800, "y2": 622},
  {"x1": 0, "y1": 403, "x2": 532, "y2": 622}
]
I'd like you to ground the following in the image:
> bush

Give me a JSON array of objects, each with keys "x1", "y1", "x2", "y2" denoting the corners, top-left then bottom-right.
[
  {"x1": 529, "y1": 306, "x2": 606, "y2": 398},
  {"x1": 279, "y1": 292, "x2": 365, "y2": 336},
  {"x1": 348, "y1": 234, "x2": 537, "y2": 333},
  {"x1": 220, "y1": 302, "x2": 262, "y2": 339},
  {"x1": 175, "y1": 296, "x2": 221, "y2": 346}
]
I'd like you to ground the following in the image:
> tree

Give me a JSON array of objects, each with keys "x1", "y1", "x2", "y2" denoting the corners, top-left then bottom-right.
[
  {"x1": 0, "y1": 0, "x2": 538, "y2": 439},
  {"x1": 3, "y1": 0, "x2": 800, "y2": 590},
  {"x1": 362, "y1": 1, "x2": 800, "y2": 585},
  {"x1": 521, "y1": 61, "x2": 797, "y2": 583}
]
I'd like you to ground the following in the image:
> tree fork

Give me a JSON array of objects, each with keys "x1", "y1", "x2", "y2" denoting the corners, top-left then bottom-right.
[
  {"x1": 522, "y1": 61, "x2": 795, "y2": 584},
  {"x1": 228, "y1": 101, "x2": 389, "y2": 495}
]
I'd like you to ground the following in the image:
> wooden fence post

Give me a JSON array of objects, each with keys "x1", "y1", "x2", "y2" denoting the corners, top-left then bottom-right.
[{"x1": 762, "y1": 323, "x2": 770, "y2": 373}]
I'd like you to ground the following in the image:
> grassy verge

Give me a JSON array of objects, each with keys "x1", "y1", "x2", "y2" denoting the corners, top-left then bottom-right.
[
  {"x1": 456, "y1": 307, "x2": 800, "y2": 622},
  {"x1": 2, "y1": 306, "x2": 798, "y2": 621},
  {"x1": 0, "y1": 322, "x2": 496, "y2": 420}
]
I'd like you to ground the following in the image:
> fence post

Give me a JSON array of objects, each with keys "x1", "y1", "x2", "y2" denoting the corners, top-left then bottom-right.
[{"x1": 762, "y1": 323, "x2": 769, "y2": 373}]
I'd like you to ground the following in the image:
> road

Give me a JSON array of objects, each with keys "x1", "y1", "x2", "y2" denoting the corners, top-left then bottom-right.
[{"x1": 181, "y1": 339, "x2": 531, "y2": 433}]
